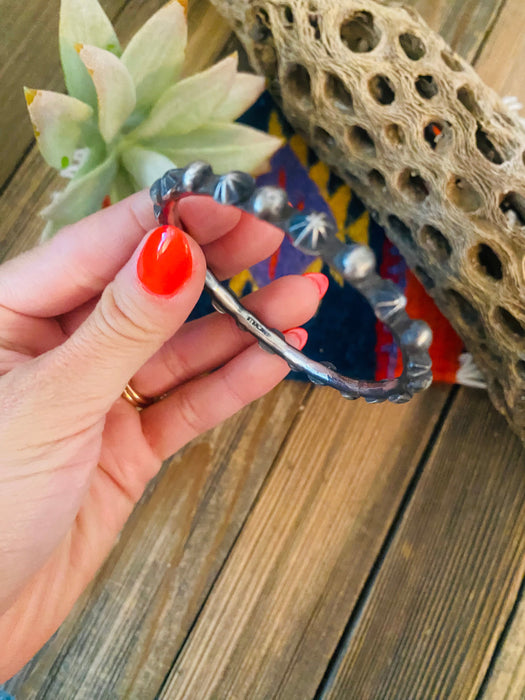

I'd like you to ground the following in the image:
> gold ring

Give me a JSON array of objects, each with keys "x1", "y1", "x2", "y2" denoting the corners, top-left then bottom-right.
[{"x1": 122, "y1": 383, "x2": 159, "y2": 410}]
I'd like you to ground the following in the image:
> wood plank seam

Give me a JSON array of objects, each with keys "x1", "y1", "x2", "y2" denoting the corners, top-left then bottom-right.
[
  {"x1": 313, "y1": 386, "x2": 459, "y2": 699},
  {"x1": 471, "y1": 0, "x2": 509, "y2": 65},
  {"x1": 475, "y1": 574, "x2": 525, "y2": 698},
  {"x1": 0, "y1": 141, "x2": 34, "y2": 200}
]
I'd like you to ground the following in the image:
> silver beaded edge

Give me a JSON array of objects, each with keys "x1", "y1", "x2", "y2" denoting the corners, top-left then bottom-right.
[{"x1": 150, "y1": 162, "x2": 433, "y2": 403}]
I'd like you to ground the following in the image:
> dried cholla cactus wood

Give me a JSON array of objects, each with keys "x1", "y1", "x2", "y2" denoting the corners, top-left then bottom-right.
[{"x1": 209, "y1": 0, "x2": 525, "y2": 439}]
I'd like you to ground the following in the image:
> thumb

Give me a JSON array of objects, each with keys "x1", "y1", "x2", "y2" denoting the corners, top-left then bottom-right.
[{"x1": 51, "y1": 224, "x2": 206, "y2": 411}]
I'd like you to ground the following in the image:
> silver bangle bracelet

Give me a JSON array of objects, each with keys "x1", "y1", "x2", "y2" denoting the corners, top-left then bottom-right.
[{"x1": 150, "y1": 161, "x2": 433, "y2": 404}]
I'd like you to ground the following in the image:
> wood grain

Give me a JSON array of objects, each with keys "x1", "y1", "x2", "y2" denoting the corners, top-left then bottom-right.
[
  {"x1": 483, "y1": 591, "x2": 525, "y2": 699},
  {"x1": 160, "y1": 386, "x2": 449, "y2": 699},
  {"x1": 323, "y1": 389, "x2": 525, "y2": 699},
  {"x1": 410, "y1": 0, "x2": 505, "y2": 59},
  {"x1": 4, "y1": 383, "x2": 310, "y2": 699}
]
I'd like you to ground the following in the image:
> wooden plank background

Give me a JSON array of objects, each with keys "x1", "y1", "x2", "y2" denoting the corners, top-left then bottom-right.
[{"x1": 2, "y1": 0, "x2": 524, "y2": 698}]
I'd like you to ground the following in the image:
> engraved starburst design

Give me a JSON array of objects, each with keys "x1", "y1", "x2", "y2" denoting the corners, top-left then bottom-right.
[{"x1": 288, "y1": 211, "x2": 333, "y2": 251}]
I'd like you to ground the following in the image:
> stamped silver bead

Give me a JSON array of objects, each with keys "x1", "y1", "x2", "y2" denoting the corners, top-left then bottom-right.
[
  {"x1": 367, "y1": 280, "x2": 407, "y2": 323},
  {"x1": 251, "y1": 186, "x2": 290, "y2": 222},
  {"x1": 407, "y1": 372, "x2": 433, "y2": 392},
  {"x1": 182, "y1": 162, "x2": 214, "y2": 192},
  {"x1": 214, "y1": 171, "x2": 256, "y2": 205},
  {"x1": 388, "y1": 392, "x2": 412, "y2": 404},
  {"x1": 400, "y1": 320, "x2": 433, "y2": 351},
  {"x1": 159, "y1": 169, "x2": 183, "y2": 200},
  {"x1": 288, "y1": 211, "x2": 337, "y2": 253},
  {"x1": 340, "y1": 245, "x2": 376, "y2": 282}
]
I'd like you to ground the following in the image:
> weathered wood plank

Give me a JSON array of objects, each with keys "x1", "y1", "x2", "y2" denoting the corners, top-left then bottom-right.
[
  {"x1": 482, "y1": 589, "x2": 525, "y2": 700},
  {"x1": 4, "y1": 382, "x2": 310, "y2": 698},
  {"x1": 322, "y1": 389, "x2": 525, "y2": 700},
  {"x1": 160, "y1": 386, "x2": 450, "y2": 699},
  {"x1": 410, "y1": 0, "x2": 506, "y2": 60}
]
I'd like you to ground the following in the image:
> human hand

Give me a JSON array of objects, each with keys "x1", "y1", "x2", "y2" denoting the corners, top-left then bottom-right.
[{"x1": 0, "y1": 191, "x2": 325, "y2": 680}]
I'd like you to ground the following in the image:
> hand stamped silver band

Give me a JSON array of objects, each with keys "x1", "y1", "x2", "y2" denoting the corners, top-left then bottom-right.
[{"x1": 150, "y1": 162, "x2": 433, "y2": 404}]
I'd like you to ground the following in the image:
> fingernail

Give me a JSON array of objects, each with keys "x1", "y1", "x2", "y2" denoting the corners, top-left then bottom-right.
[
  {"x1": 285, "y1": 327, "x2": 308, "y2": 350},
  {"x1": 137, "y1": 225, "x2": 192, "y2": 296},
  {"x1": 303, "y1": 272, "x2": 329, "y2": 298}
]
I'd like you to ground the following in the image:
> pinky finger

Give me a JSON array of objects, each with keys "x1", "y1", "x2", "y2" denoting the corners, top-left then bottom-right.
[{"x1": 141, "y1": 328, "x2": 308, "y2": 461}]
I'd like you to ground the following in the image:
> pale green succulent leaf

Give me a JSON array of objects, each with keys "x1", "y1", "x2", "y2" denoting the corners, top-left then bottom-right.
[
  {"x1": 151, "y1": 123, "x2": 282, "y2": 174},
  {"x1": 40, "y1": 154, "x2": 118, "y2": 227},
  {"x1": 77, "y1": 45, "x2": 136, "y2": 143},
  {"x1": 121, "y1": 1, "x2": 187, "y2": 111},
  {"x1": 24, "y1": 88, "x2": 94, "y2": 170},
  {"x1": 214, "y1": 73, "x2": 266, "y2": 122},
  {"x1": 59, "y1": 0, "x2": 121, "y2": 108},
  {"x1": 110, "y1": 166, "x2": 136, "y2": 204},
  {"x1": 40, "y1": 220, "x2": 62, "y2": 243},
  {"x1": 131, "y1": 53, "x2": 238, "y2": 141},
  {"x1": 121, "y1": 146, "x2": 175, "y2": 189}
]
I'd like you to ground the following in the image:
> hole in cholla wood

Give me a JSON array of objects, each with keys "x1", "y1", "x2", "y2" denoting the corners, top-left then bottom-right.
[
  {"x1": 314, "y1": 126, "x2": 336, "y2": 151},
  {"x1": 285, "y1": 63, "x2": 312, "y2": 105},
  {"x1": 399, "y1": 169, "x2": 430, "y2": 202},
  {"x1": 340, "y1": 11, "x2": 380, "y2": 53},
  {"x1": 496, "y1": 307, "x2": 525, "y2": 338},
  {"x1": 420, "y1": 225, "x2": 452, "y2": 262},
  {"x1": 399, "y1": 32, "x2": 426, "y2": 60},
  {"x1": 415, "y1": 75, "x2": 438, "y2": 99},
  {"x1": 347, "y1": 125, "x2": 376, "y2": 157},
  {"x1": 500, "y1": 191, "x2": 525, "y2": 227},
  {"x1": 369, "y1": 74, "x2": 395, "y2": 105},
  {"x1": 447, "y1": 176, "x2": 482, "y2": 212},
  {"x1": 368, "y1": 169, "x2": 387, "y2": 191},
  {"x1": 385, "y1": 123, "x2": 404, "y2": 145},
  {"x1": 446, "y1": 289, "x2": 483, "y2": 330},
  {"x1": 474, "y1": 243, "x2": 503, "y2": 280},
  {"x1": 325, "y1": 73, "x2": 354, "y2": 112},
  {"x1": 457, "y1": 85, "x2": 482, "y2": 117},
  {"x1": 423, "y1": 120, "x2": 452, "y2": 152},
  {"x1": 388, "y1": 215, "x2": 413, "y2": 247}
]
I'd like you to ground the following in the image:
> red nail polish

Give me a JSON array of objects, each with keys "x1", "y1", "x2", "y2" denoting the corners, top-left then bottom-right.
[
  {"x1": 303, "y1": 272, "x2": 329, "y2": 298},
  {"x1": 285, "y1": 327, "x2": 308, "y2": 350},
  {"x1": 137, "y1": 225, "x2": 192, "y2": 296}
]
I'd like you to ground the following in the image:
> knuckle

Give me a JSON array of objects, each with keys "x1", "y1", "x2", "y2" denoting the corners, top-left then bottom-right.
[
  {"x1": 176, "y1": 388, "x2": 206, "y2": 439},
  {"x1": 222, "y1": 368, "x2": 249, "y2": 411},
  {"x1": 95, "y1": 286, "x2": 157, "y2": 346},
  {"x1": 159, "y1": 342, "x2": 193, "y2": 386}
]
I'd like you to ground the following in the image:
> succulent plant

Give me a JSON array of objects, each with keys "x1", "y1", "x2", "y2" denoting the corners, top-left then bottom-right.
[{"x1": 25, "y1": 0, "x2": 281, "y2": 239}]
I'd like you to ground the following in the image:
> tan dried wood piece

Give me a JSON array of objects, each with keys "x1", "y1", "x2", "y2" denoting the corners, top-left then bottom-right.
[
  {"x1": 324, "y1": 388, "x2": 525, "y2": 699},
  {"x1": 209, "y1": 0, "x2": 525, "y2": 440}
]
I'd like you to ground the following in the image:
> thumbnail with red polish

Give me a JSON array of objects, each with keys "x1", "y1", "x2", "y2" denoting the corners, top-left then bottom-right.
[{"x1": 137, "y1": 225, "x2": 192, "y2": 296}]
